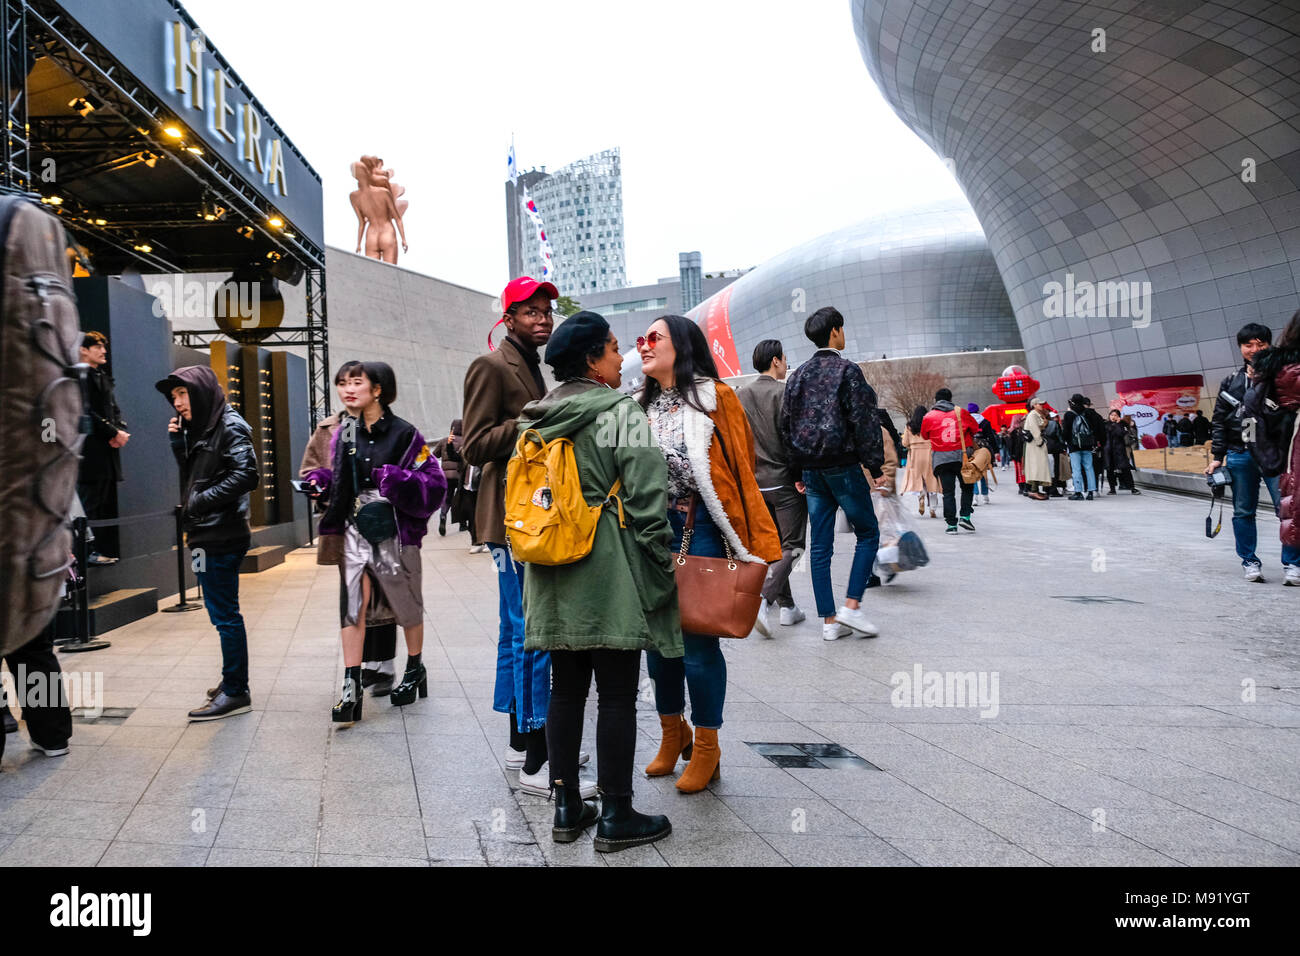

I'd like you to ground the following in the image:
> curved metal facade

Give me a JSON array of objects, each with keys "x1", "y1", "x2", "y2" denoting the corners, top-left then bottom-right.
[
  {"x1": 854, "y1": 0, "x2": 1300, "y2": 404},
  {"x1": 684, "y1": 199, "x2": 1020, "y2": 375}
]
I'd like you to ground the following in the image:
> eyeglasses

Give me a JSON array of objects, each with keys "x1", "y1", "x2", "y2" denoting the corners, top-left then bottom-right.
[
  {"x1": 514, "y1": 306, "x2": 553, "y2": 321},
  {"x1": 636, "y1": 331, "x2": 666, "y2": 350}
]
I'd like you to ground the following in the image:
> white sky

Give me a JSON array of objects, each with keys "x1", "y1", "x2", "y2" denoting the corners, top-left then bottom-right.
[{"x1": 181, "y1": 0, "x2": 966, "y2": 295}]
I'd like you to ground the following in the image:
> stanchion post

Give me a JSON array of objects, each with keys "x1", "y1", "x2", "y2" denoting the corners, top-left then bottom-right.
[
  {"x1": 162, "y1": 504, "x2": 203, "y2": 613},
  {"x1": 60, "y1": 516, "x2": 111, "y2": 653}
]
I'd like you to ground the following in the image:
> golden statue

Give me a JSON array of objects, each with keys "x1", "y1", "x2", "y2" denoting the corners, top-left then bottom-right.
[{"x1": 350, "y1": 155, "x2": 409, "y2": 264}]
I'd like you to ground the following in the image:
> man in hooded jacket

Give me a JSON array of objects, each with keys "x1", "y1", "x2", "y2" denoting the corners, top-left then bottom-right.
[{"x1": 156, "y1": 366, "x2": 259, "y2": 721}]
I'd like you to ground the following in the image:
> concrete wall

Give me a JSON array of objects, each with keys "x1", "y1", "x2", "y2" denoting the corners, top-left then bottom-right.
[{"x1": 157, "y1": 247, "x2": 497, "y2": 441}]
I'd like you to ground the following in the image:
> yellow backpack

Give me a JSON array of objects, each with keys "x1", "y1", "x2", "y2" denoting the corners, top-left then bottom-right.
[{"x1": 505, "y1": 429, "x2": 624, "y2": 565}]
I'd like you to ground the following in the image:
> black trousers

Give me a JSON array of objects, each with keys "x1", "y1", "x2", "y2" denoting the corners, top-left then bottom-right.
[
  {"x1": 933, "y1": 461, "x2": 974, "y2": 524},
  {"x1": 0, "y1": 621, "x2": 73, "y2": 762},
  {"x1": 1106, "y1": 468, "x2": 1134, "y2": 492},
  {"x1": 363, "y1": 622, "x2": 397, "y2": 663},
  {"x1": 78, "y1": 479, "x2": 119, "y2": 558},
  {"x1": 546, "y1": 649, "x2": 640, "y2": 797}
]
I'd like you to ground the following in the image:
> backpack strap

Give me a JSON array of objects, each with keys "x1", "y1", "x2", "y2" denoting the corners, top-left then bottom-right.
[{"x1": 603, "y1": 477, "x2": 626, "y2": 528}]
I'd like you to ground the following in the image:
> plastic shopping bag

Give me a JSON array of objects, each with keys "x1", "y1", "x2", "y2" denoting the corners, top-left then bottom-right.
[{"x1": 873, "y1": 494, "x2": 929, "y2": 574}]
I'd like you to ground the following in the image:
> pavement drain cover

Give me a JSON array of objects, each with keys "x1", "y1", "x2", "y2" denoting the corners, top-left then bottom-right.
[
  {"x1": 71, "y1": 706, "x2": 134, "y2": 723},
  {"x1": 745, "y1": 742, "x2": 879, "y2": 771},
  {"x1": 1049, "y1": 595, "x2": 1143, "y2": 604}
]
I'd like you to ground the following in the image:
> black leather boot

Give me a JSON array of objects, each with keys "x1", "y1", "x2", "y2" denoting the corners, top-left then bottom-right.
[
  {"x1": 332, "y1": 673, "x2": 362, "y2": 723},
  {"x1": 593, "y1": 794, "x2": 671, "y2": 853},
  {"x1": 551, "y1": 785, "x2": 598, "y2": 843},
  {"x1": 390, "y1": 661, "x2": 427, "y2": 706}
]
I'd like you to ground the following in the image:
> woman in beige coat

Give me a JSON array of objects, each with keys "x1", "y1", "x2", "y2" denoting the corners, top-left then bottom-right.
[
  {"x1": 1022, "y1": 399, "x2": 1052, "y2": 499},
  {"x1": 900, "y1": 405, "x2": 940, "y2": 517}
]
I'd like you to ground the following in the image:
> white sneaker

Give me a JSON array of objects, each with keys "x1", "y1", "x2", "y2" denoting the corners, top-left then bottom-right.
[
  {"x1": 1284, "y1": 565, "x2": 1300, "y2": 587},
  {"x1": 469, "y1": 543, "x2": 487, "y2": 554},
  {"x1": 31, "y1": 740, "x2": 70, "y2": 757},
  {"x1": 1244, "y1": 562, "x2": 1265, "y2": 583},
  {"x1": 983, "y1": 494, "x2": 990, "y2": 505},
  {"x1": 822, "y1": 622, "x2": 853, "y2": 641},
  {"x1": 753, "y1": 601, "x2": 772, "y2": 638},
  {"x1": 518, "y1": 764, "x2": 596, "y2": 799},
  {"x1": 779, "y1": 606, "x2": 806, "y2": 626},
  {"x1": 835, "y1": 605, "x2": 879, "y2": 638},
  {"x1": 505, "y1": 746, "x2": 588, "y2": 769}
]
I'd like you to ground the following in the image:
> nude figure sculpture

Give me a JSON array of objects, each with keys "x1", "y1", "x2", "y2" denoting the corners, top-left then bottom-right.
[{"x1": 350, "y1": 155, "x2": 409, "y2": 264}]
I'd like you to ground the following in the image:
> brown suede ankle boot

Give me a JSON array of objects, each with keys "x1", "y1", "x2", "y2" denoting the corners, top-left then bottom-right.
[
  {"x1": 644, "y1": 714, "x2": 693, "y2": 777},
  {"x1": 675, "y1": 727, "x2": 720, "y2": 793}
]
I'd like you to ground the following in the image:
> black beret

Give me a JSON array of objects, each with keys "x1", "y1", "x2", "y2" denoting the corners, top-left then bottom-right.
[{"x1": 544, "y1": 310, "x2": 610, "y2": 370}]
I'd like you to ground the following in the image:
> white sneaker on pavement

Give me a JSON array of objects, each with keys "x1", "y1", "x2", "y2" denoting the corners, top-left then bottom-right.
[
  {"x1": 518, "y1": 764, "x2": 596, "y2": 798},
  {"x1": 835, "y1": 605, "x2": 879, "y2": 638},
  {"x1": 1244, "y1": 562, "x2": 1265, "y2": 583},
  {"x1": 822, "y1": 622, "x2": 853, "y2": 641},
  {"x1": 983, "y1": 494, "x2": 990, "y2": 505},
  {"x1": 753, "y1": 601, "x2": 773, "y2": 638},
  {"x1": 1284, "y1": 565, "x2": 1300, "y2": 587},
  {"x1": 779, "y1": 605, "x2": 806, "y2": 626}
]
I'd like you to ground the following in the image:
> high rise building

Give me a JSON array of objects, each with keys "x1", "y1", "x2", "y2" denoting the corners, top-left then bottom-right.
[
  {"x1": 505, "y1": 148, "x2": 626, "y2": 295},
  {"x1": 679, "y1": 251, "x2": 703, "y2": 312}
]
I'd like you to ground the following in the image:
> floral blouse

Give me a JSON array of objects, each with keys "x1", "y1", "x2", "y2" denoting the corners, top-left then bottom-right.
[{"x1": 646, "y1": 387, "x2": 697, "y2": 499}]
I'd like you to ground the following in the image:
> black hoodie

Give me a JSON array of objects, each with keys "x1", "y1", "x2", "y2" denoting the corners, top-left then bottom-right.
[{"x1": 155, "y1": 366, "x2": 259, "y2": 549}]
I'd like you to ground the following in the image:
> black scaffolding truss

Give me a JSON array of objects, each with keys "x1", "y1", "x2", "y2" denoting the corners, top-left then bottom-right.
[{"x1": 1, "y1": 0, "x2": 330, "y2": 425}]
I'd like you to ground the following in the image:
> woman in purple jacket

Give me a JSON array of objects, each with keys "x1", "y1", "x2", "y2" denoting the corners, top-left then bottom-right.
[{"x1": 303, "y1": 361, "x2": 446, "y2": 722}]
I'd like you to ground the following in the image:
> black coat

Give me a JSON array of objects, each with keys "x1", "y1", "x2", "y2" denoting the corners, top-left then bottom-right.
[
  {"x1": 1101, "y1": 420, "x2": 1130, "y2": 471},
  {"x1": 80, "y1": 365, "x2": 125, "y2": 483},
  {"x1": 1192, "y1": 414, "x2": 1211, "y2": 444},
  {"x1": 1062, "y1": 406, "x2": 1106, "y2": 452},
  {"x1": 170, "y1": 404, "x2": 259, "y2": 549}
]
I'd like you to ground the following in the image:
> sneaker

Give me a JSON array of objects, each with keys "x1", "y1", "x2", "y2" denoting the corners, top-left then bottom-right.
[
  {"x1": 945, "y1": 524, "x2": 958, "y2": 534},
  {"x1": 753, "y1": 601, "x2": 772, "y2": 638},
  {"x1": 958, "y1": 515, "x2": 975, "y2": 531},
  {"x1": 187, "y1": 690, "x2": 252, "y2": 722},
  {"x1": 822, "y1": 622, "x2": 853, "y2": 641},
  {"x1": 1285, "y1": 566, "x2": 1300, "y2": 587},
  {"x1": 982, "y1": 494, "x2": 990, "y2": 505},
  {"x1": 835, "y1": 605, "x2": 878, "y2": 638},
  {"x1": 506, "y1": 747, "x2": 588, "y2": 770},
  {"x1": 1130, "y1": 488, "x2": 1142, "y2": 495},
  {"x1": 518, "y1": 764, "x2": 596, "y2": 799},
  {"x1": 469, "y1": 543, "x2": 487, "y2": 554},
  {"x1": 1244, "y1": 562, "x2": 1265, "y2": 583},
  {"x1": 1069, "y1": 493, "x2": 1084, "y2": 501},
  {"x1": 30, "y1": 739, "x2": 70, "y2": 757},
  {"x1": 779, "y1": 606, "x2": 806, "y2": 626},
  {"x1": 865, "y1": 573, "x2": 882, "y2": 589},
  {"x1": 86, "y1": 552, "x2": 118, "y2": 566},
  {"x1": 1086, "y1": 491, "x2": 1094, "y2": 501}
]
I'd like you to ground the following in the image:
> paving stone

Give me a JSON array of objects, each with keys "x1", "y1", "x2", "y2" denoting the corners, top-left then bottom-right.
[
  {"x1": 0, "y1": 834, "x2": 108, "y2": 866},
  {"x1": 117, "y1": 803, "x2": 224, "y2": 847},
  {"x1": 214, "y1": 809, "x2": 319, "y2": 852},
  {"x1": 318, "y1": 813, "x2": 427, "y2": 857},
  {"x1": 97, "y1": 842, "x2": 210, "y2": 866},
  {"x1": 653, "y1": 830, "x2": 789, "y2": 867},
  {"x1": 205, "y1": 847, "x2": 315, "y2": 866},
  {"x1": 318, "y1": 853, "x2": 428, "y2": 866},
  {"x1": 23, "y1": 799, "x2": 135, "y2": 841},
  {"x1": 763, "y1": 832, "x2": 918, "y2": 866},
  {"x1": 884, "y1": 838, "x2": 1049, "y2": 866},
  {"x1": 229, "y1": 777, "x2": 322, "y2": 814}
]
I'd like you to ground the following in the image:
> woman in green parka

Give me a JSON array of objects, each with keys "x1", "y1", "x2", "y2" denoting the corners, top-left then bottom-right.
[{"x1": 517, "y1": 310, "x2": 678, "y2": 853}]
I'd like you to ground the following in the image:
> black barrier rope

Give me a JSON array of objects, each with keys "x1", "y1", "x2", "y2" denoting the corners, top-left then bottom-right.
[
  {"x1": 76, "y1": 507, "x2": 203, "y2": 616},
  {"x1": 57, "y1": 516, "x2": 111, "y2": 654}
]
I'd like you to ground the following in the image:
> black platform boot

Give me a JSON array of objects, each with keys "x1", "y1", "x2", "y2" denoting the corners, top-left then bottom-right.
[
  {"x1": 390, "y1": 661, "x2": 428, "y2": 707},
  {"x1": 332, "y1": 668, "x2": 363, "y2": 723},
  {"x1": 551, "y1": 784, "x2": 598, "y2": 843},
  {"x1": 593, "y1": 794, "x2": 671, "y2": 853}
]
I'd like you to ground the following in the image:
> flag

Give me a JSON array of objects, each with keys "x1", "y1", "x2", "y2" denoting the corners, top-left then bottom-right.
[
  {"x1": 520, "y1": 185, "x2": 557, "y2": 282},
  {"x1": 507, "y1": 143, "x2": 517, "y2": 186}
]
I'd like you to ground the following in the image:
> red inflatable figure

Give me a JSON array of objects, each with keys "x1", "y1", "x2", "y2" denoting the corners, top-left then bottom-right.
[{"x1": 982, "y1": 365, "x2": 1053, "y2": 430}]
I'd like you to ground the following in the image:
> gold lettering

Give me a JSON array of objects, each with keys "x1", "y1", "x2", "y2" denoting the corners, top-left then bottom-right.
[
  {"x1": 266, "y1": 139, "x2": 288, "y2": 197},
  {"x1": 242, "y1": 104, "x2": 263, "y2": 171},
  {"x1": 212, "y1": 71, "x2": 236, "y2": 143},
  {"x1": 171, "y1": 22, "x2": 203, "y2": 110}
]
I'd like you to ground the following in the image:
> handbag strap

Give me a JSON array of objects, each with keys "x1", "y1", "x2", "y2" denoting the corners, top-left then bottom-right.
[{"x1": 347, "y1": 420, "x2": 362, "y2": 515}]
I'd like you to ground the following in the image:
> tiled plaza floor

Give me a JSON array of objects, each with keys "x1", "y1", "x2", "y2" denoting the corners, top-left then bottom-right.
[{"x1": 2, "y1": 473, "x2": 1298, "y2": 866}]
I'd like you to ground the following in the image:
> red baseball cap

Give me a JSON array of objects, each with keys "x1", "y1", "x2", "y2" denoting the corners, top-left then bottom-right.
[{"x1": 501, "y1": 276, "x2": 558, "y2": 312}]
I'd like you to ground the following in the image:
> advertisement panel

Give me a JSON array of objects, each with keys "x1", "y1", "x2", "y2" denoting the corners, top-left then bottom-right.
[
  {"x1": 1111, "y1": 374, "x2": 1204, "y2": 439},
  {"x1": 686, "y1": 284, "x2": 741, "y2": 378}
]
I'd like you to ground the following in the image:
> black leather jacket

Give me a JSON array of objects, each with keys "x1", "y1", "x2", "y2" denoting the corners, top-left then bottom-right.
[
  {"x1": 1211, "y1": 367, "x2": 1248, "y2": 461},
  {"x1": 170, "y1": 405, "x2": 259, "y2": 548}
]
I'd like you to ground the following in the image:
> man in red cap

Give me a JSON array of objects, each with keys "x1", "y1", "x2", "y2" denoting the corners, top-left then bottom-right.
[{"x1": 462, "y1": 277, "x2": 575, "y2": 793}]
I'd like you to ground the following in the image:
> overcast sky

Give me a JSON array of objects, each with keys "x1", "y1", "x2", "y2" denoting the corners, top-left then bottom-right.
[{"x1": 181, "y1": 0, "x2": 966, "y2": 295}]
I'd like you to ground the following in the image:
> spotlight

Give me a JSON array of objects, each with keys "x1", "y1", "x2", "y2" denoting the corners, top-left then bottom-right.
[
  {"x1": 93, "y1": 218, "x2": 107, "y2": 226},
  {"x1": 68, "y1": 95, "x2": 100, "y2": 116},
  {"x1": 133, "y1": 242, "x2": 153, "y2": 253},
  {"x1": 236, "y1": 225, "x2": 255, "y2": 240},
  {"x1": 199, "y1": 195, "x2": 227, "y2": 222},
  {"x1": 265, "y1": 251, "x2": 282, "y2": 261},
  {"x1": 266, "y1": 215, "x2": 284, "y2": 229},
  {"x1": 41, "y1": 195, "x2": 64, "y2": 206},
  {"x1": 162, "y1": 125, "x2": 183, "y2": 139},
  {"x1": 186, "y1": 145, "x2": 204, "y2": 155}
]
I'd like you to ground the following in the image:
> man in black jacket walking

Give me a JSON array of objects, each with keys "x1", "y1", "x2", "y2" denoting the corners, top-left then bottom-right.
[
  {"x1": 156, "y1": 366, "x2": 259, "y2": 720},
  {"x1": 78, "y1": 332, "x2": 130, "y2": 564},
  {"x1": 779, "y1": 307, "x2": 886, "y2": 641}
]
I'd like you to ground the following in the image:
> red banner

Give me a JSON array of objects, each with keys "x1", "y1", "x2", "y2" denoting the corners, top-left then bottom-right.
[{"x1": 688, "y1": 285, "x2": 741, "y2": 378}]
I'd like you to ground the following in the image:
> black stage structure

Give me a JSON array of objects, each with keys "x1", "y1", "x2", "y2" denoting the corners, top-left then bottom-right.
[{"x1": 1, "y1": 0, "x2": 331, "y2": 425}]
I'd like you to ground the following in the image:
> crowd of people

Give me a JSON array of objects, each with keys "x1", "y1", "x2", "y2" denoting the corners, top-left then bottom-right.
[{"x1": 9, "y1": 271, "x2": 1299, "y2": 852}]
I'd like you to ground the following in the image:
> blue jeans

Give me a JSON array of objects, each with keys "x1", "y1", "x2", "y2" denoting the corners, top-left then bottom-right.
[
  {"x1": 1069, "y1": 450, "x2": 1097, "y2": 493},
  {"x1": 645, "y1": 503, "x2": 726, "y2": 729},
  {"x1": 1225, "y1": 451, "x2": 1300, "y2": 567},
  {"x1": 195, "y1": 548, "x2": 249, "y2": 696},
  {"x1": 803, "y1": 465, "x2": 880, "y2": 619},
  {"x1": 489, "y1": 545, "x2": 550, "y2": 731}
]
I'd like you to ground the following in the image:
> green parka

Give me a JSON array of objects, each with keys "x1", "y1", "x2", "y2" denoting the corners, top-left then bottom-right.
[{"x1": 516, "y1": 380, "x2": 682, "y2": 658}]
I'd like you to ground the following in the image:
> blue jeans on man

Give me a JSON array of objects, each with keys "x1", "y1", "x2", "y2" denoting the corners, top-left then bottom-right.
[
  {"x1": 194, "y1": 547, "x2": 249, "y2": 696},
  {"x1": 802, "y1": 465, "x2": 880, "y2": 619},
  {"x1": 646, "y1": 502, "x2": 727, "y2": 729},
  {"x1": 1069, "y1": 449, "x2": 1097, "y2": 494},
  {"x1": 1225, "y1": 451, "x2": 1300, "y2": 568},
  {"x1": 489, "y1": 544, "x2": 550, "y2": 732}
]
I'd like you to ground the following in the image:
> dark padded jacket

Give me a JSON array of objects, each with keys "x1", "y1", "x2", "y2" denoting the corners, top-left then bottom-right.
[
  {"x1": 778, "y1": 350, "x2": 884, "y2": 477},
  {"x1": 1211, "y1": 367, "x2": 1249, "y2": 461}
]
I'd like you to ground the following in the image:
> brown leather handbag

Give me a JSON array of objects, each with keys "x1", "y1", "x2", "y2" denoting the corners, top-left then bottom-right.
[{"x1": 674, "y1": 494, "x2": 767, "y2": 639}]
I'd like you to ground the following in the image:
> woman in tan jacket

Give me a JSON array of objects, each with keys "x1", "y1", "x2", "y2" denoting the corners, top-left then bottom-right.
[
  {"x1": 900, "y1": 405, "x2": 940, "y2": 518},
  {"x1": 638, "y1": 315, "x2": 780, "y2": 793}
]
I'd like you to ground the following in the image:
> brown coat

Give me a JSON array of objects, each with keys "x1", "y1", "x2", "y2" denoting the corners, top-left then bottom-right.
[
  {"x1": 875, "y1": 425, "x2": 898, "y2": 494},
  {"x1": 678, "y1": 378, "x2": 781, "y2": 564},
  {"x1": 461, "y1": 339, "x2": 546, "y2": 545},
  {"x1": 299, "y1": 413, "x2": 343, "y2": 565}
]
